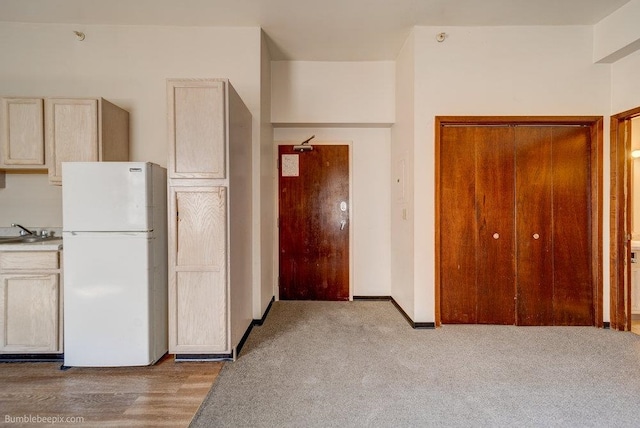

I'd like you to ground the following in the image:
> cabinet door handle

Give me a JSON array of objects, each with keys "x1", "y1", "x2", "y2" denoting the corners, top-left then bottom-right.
[
  {"x1": 533, "y1": 233, "x2": 540, "y2": 240},
  {"x1": 493, "y1": 233, "x2": 499, "y2": 239}
]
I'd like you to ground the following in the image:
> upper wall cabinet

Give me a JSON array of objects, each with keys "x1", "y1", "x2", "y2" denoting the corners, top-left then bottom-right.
[
  {"x1": 0, "y1": 97, "x2": 45, "y2": 169},
  {"x1": 167, "y1": 80, "x2": 226, "y2": 179},
  {"x1": 46, "y1": 98, "x2": 129, "y2": 185}
]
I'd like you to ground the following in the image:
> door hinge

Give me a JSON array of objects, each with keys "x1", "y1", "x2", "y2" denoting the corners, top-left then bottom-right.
[{"x1": 277, "y1": 158, "x2": 280, "y2": 169}]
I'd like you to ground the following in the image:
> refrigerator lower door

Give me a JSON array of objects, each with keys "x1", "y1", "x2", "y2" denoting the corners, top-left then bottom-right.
[{"x1": 63, "y1": 232, "x2": 165, "y2": 367}]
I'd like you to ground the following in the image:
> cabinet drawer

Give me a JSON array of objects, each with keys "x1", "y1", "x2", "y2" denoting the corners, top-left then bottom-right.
[{"x1": 0, "y1": 252, "x2": 59, "y2": 270}]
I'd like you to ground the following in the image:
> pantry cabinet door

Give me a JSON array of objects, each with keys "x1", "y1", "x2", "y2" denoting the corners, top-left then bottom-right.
[
  {"x1": 168, "y1": 186, "x2": 228, "y2": 353},
  {"x1": 0, "y1": 98, "x2": 45, "y2": 168},
  {"x1": 167, "y1": 80, "x2": 226, "y2": 179}
]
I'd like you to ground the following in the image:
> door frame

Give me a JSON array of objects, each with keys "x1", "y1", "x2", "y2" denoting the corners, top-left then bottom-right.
[
  {"x1": 273, "y1": 140, "x2": 354, "y2": 301},
  {"x1": 435, "y1": 116, "x2": 604, "y2": 327},
  {"x1": 610, "y1": 106, "x2": 640, "y2": 331}
]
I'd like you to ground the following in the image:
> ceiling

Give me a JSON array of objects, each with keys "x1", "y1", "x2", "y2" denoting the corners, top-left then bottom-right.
[{"x1": 0, "y1": 0, "x2": 631, "y2": 60}]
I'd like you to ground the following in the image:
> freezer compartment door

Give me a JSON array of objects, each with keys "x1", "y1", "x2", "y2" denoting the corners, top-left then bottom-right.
[
  {"x1": 63, "y1": 233, "x2": 167, "y2": 367},
  {"x1": 62, "y1": 162, "x2": 153, "y2": 232}
]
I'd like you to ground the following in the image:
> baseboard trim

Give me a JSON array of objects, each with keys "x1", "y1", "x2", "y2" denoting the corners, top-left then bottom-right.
[
  {"x1": 175, "y1": 297, "x2": 277, "y2": 363},
  {"x1": 175, "y1": 353, "x2": 233, "y2": 362},
  {"x1": 253, "y1": 296, "x2": 275, "y2": 326},
  {"x1": 354, "y1": 295, "x2": 435, "y2": 329},
  {"x1": 0, "y1": 353, "x2": 63, "y2": 362},
  {"x1": 353, "y1": 295, "x2": 392, "y2": 301},
  {"x1": 390, "y1": 298, "x2": 436, "y2": 329},
  {"x1": 234, "y1": 296, "x2": 277, "y2": 359}
]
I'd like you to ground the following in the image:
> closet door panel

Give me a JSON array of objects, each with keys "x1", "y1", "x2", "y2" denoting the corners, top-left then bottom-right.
[
  {"x1": 476, "y1": 127, "x2": 516, "y2": 324},
  {"x1": 515, "y1": 127, "x2": 554, "y2": 326},
  {"x1": 551, "y1": 126, "x2": 593, "y2": 325},
  {"x1": 440, "y1": 127, "x2": 477, "y2": 323}
]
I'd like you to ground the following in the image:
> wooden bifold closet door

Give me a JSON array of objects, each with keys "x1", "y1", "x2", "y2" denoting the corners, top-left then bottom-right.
[{"x1": 440, "y1": 124, "x2": 593, "y2": 326}]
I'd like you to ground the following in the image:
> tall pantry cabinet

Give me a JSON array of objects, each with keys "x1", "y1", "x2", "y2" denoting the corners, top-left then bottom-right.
[{"x1": 166, "y1": 79, "x2": 253, "y2": 359}]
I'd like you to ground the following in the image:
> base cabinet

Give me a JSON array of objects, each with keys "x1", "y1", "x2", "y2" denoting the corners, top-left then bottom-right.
[
  {"x1": 0, "y1": 251, "x2": 62, "y2": 354},
  {"x1": 167, "y1": 78, "x2": 253, "y2": 358}
]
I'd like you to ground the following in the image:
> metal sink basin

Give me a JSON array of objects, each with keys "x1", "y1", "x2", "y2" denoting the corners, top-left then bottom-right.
[{"x1": 0, "y1": 235, "x2": 57, "y2": 244}]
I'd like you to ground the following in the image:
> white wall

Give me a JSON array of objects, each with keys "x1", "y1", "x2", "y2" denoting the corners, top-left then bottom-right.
[
  {"x1": 271, "y1": 60, "x2": 394, "y2": 297},
  {"x1": 0, "y1": 173, "x2": 62, "y2": 229},
  {"x1": 0, "y1": 22, "x2": 262, "y2": 227},
  {"x1": 593, "y1": 0, "x2": 640, "y2": 63},
  {"x1": 397, "y1": 25, "x2": 612, "y2": 322},
  {"x1": 271, "y1": 61, "x2": 395, "y2": 125},
  {"x1": 612, "y1": 49, "x2": 640, "y2": 114},
  {"x1": 273, "y1": 128, "x2": 391, "y2": 297},
  {"x1": 390, "y1": 31, "x2": 416, "y2": 318},
  {"x1": 258, "y1": 31, "x2": 275, "y2": 318}
]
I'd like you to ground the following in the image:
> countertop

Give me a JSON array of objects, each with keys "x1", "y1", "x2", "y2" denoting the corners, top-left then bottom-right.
[{"x1": 0, "y1": 239, "x2": 63, "y2": 252}]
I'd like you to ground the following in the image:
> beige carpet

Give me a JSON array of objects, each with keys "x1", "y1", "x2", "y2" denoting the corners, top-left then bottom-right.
[{"x1": 191, "y1": 300, "x2": 640, "y2": 427}]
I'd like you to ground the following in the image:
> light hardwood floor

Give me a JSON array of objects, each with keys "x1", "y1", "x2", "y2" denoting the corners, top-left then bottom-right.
[
  {"x1": 0, "y1": 355, "x2": 222, "y2": 427},
  {"x1": 631, "y1": 320, "x2": 640, "y2": 335}
]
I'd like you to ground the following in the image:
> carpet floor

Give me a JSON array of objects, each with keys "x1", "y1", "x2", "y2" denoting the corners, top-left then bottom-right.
[{"x1": 191, "y1": 301, "x2": 640, "y2": 427}]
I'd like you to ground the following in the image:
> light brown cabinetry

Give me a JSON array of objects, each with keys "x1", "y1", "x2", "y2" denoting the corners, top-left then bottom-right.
[
  {"x1": 167, "y1": 78, "x2": 252, "y2": 358},
  {"x1": 0, "y1": 97, "x2": 45, "y2": 169},
  {"x1": 0, "y1": 250, "x2": 62, "y2": 354},
  {"x1": 46, "y1": 98, "x2": 129, "y2": 185},
  {"x1": 168, "y1": 80, "x2": 226, "y2": 179},
  {"x1": 0, "y1": 96, "x2": 129, "y2": 185}
]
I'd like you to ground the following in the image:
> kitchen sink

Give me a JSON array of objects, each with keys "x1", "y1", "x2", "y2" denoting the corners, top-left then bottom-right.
[{"x1": 0, "y1": 235, "x2": 58, "y2": 244}]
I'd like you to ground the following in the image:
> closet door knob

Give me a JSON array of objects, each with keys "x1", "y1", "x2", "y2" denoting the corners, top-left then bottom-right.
[
  {"x1": 493, "y1": 233, "x2": 500, "y2": 239},
  {"x1": 533, "y1": 233, "x2": 540, "y2": 240}
]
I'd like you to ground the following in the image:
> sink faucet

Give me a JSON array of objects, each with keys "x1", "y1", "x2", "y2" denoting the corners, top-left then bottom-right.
[{"x1": 11, "y1": 223, "x2": 34, "y2": 236}]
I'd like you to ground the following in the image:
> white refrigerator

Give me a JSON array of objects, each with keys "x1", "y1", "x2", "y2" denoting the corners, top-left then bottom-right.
[{"x1": 62, "y1": 162, "x2": 168, "y2": 367}]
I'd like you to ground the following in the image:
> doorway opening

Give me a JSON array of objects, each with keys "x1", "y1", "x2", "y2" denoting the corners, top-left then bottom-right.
[{"x1": 610, "y1": 107, "x2": 640, "y2": 332}]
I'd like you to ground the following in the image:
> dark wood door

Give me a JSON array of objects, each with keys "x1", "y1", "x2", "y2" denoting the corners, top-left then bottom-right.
[
  {"x1": 515, "y1": 127, "x2": 554, "y2": 325},
  {"x1": 516, "y1": 126, "x2": 593, "y2": 325},
  {"x1": 550, "y1": 126, "x2": 593, "y2": 325},
  {"x1": 440, "y1": 126, "x2": 516, "y2": 324},
  {"x1": 278, "y1": 145, "x2": 349, "y2": 300},
  {"x1": 440, "y1": 124, "x2": 593, "y2": 326}
]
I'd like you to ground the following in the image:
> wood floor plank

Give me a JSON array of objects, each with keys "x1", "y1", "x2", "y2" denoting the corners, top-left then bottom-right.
[{"x1": 0, "y1": 354, "x2": 222, "y2": 427}]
